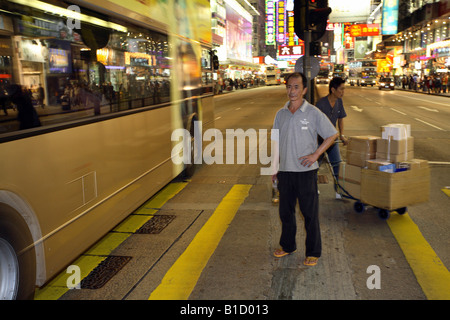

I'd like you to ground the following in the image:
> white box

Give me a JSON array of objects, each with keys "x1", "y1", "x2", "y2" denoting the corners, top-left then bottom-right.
[{"x1": 381, "y1": 124, "x2": 411, "y2": 140}]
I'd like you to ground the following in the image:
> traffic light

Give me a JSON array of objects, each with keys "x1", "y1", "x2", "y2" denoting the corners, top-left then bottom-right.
[
  {"x1": 294, "y1": 0, "x2": 332, "y2": 42},
  {"x1": 309, "y1": 41, "x2": 321, "y2": 56}
]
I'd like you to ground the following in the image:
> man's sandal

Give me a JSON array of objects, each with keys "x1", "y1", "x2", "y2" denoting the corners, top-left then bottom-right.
[
  {"x1": 303, "y1": 256, "x2": 319, "y2": 266},
  {"x1": 273, "y1": 248, "x2": 295, "y2": 258}
]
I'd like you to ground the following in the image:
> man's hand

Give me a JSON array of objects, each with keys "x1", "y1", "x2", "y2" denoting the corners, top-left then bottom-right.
[
  {"x1": 298, "y1": 153, "x2": 319, "y2": 167},
  {"x1": 340, "y1": 134, "x2": 349, "y2": 146},
  {"x1": 272, "y1": 173, "x2": 278, "y2": 183}
]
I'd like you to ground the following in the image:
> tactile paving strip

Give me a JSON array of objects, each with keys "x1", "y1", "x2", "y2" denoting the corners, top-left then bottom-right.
[
  {"x1": 135, "y1": 215, "x2": 175, "y2": 234},
  {"x1": 80, "y1": 256, "x2": 132, "y2": 289}
]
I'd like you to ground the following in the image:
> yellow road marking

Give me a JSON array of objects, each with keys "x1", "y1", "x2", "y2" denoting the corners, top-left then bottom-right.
[
  {"x1": 34, "y1": 181, "x2": 188, "y2": 300},
  {"x1": 34, "y1": 255, "x2": 107, "y2": 300},
  {"x1": 388, "y1": 213, "x2": 450, "y2": 300},
  {"x1": 441, "y1": 188, "x2": 450, "y2": 198},
  {"x1": 148, "y1": 184, "x2": 252, "y2": 300}
]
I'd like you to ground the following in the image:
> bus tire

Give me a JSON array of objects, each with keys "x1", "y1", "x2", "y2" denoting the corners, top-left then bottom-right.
[{"x1": 0, "y1": 207, "x2": 36, "y2": 300}]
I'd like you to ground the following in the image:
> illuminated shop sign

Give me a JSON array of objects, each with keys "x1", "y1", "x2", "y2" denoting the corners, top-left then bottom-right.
[
  {"x1": 382, "y1": 0, "x2": 399, "y2": 35},
  {"x1": 266, "y1": 0, "x2": 275, "y2": 45},
  {"x1": 278, "y1": 44, "x2": 304, "y2": 57},
  {"x1": 277, "y1": 0, "x2": 285, "y2": 43},
  {"x1": 349, "y1": 24, "x2": 380, "y2": 37},
  {"x1": 49, "y1": 48, "x2": 70, "y2": 73}
]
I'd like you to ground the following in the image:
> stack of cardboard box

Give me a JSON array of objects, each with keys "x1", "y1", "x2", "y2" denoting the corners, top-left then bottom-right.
[
  {"x1": 338, "y1": 135, "x2": 378, "y2": 199},
  {"x1": 377, "y1": 124, "x2": 414, "y2": 162},
  {"x1": 338, "y1": 124, "x2": 430, "y2": 210}
]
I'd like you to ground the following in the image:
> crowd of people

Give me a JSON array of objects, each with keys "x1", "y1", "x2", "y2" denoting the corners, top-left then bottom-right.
[
  {"x1": 215, "y1": 76, "x2": 266, "y2": 94},
  {"x1": 398, "y1": 73, "x2": 450, "y2": 94}
]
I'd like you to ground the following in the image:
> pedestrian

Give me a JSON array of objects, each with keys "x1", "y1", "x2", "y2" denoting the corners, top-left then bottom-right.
[
  {"x1": 37, "y1": 83, "x2": 45, "y2": 108},
  {"x1": 9, "y1": 84, "x2": 41, "y2": 130},
  {"x1": 271, "y1": 72, "x2": 338, "y2": 266},
  {"x1": 442, "y1": 74, "x2": 448, "y2": 93},
  {"x1": 315, "y1": 77, "x2": 348, "y2": 199},
  {"x1": 426, "y1": 76, "x2": 432, "y2": 94},
  {"x1": 447, "y1": 73, "x2": 450, "y2": 93}
]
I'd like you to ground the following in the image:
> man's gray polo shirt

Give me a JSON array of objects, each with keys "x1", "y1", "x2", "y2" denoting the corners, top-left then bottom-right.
[{"x1": 272, "y1": 99, "x2": 337, "y2": 172}]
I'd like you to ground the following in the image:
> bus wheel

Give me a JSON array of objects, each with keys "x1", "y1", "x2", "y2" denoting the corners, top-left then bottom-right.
[
  {"x1": 0, "y1": 237, "x2": 19, "y2": 300},
  {"x1": 0, "y1": 208, "x2": 36, "y2": 300}
]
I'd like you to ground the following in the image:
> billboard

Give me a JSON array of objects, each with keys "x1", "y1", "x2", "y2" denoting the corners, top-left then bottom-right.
[
  {"x1": 382, "y1": 0, "x2": 399, "y2": 35},
  {"x1": 328, "y1": 0, "x2": 371, "y2": 23},
  {"x1": 349, "y1": 24, "x2": 380, "y2": 37}
]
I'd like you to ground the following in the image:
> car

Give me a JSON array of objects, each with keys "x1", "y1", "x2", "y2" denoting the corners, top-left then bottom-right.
[
  {"x1": 348, "y1": 78, "x2": 358, "y2": 86},
  {"x1": 315, "y1": 76, "x2": 330, "y2": 84},
  {"x1": 379, "y1": 77, "x2": 395, "y2": 90},
  {"x1": 360, "y1": 78, "x2": 377, "y2": 86}
]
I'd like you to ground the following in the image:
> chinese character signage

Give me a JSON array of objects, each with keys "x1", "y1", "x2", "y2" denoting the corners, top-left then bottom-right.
[
  {"x1": 278, "y1": 44, "x2": 304, "y2": 57},
  {"x1": 266, "y1": 0, "x2": 275, "y2": 45},
  {"x1": 277, "y1": 0, "x2": 285, "y2": 42},
  {"x1": 349, "y1": 24, "x2": 380, "y2": 37},
  {"x1": 382, "y1": 0, "x2": 399, "y2": 35}
]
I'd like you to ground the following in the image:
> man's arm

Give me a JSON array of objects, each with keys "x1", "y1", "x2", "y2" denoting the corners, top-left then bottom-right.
[
  {"x1": 271, "y1": 139, "x2": 279, "y2": 182},
  {"x1": 337, "y1": 118, "x2": 348, "y2": 145},
  {"x1": 298, "y1": 132, "x2": 338, "y2": 167}
]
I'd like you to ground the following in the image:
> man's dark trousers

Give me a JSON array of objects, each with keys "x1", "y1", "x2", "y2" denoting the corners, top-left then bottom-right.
[{"x1": 277, "y1": 170, "x2": 321, "y2": 257}]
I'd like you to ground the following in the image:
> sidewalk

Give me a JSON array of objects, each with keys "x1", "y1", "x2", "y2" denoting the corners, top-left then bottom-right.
[{"x1": 396, "y1": 86, "x2": 450, "y2": 97}]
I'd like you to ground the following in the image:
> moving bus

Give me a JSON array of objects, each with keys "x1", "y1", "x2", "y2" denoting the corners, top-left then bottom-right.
[
  {"x1": 348, "y1": 59, "x2": 378, "y2": 86},
  {"x1": 265, "y1": 65, "x2": 281, "y2": 85},
  {"x1": 0, "y1": 0, "x2": 214, "y2": 299}
]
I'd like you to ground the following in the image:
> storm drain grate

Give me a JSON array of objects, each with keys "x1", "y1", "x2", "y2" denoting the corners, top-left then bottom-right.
[
  {"x1": 81, "y1": 255, "x2": 132, "y2": 289},
  {"x1": 318, "y1": 174, "x2": 329, "y2": 184},
  {"x1": 135, "y1": 215, "x2": 175, "y2": 234}
]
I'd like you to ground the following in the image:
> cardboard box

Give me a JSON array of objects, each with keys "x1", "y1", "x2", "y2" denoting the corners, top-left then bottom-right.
[
  {"x1": 346, "y1": 135, "x2": 378, "y2": 167},
  {"x1": 381, "y1": 124, "x2": 411, "y2": 140},
  {"x1": 347, "y1": 135, "x2": 378, "y2": 154},
  {"x1": 360, "y1": 166, "x2": 430, "y2": 210},
  {"x1": 347, "y1": 150, "x2": 376, "y2": 167},
  {"x1": 397, "y1": 159, "x2": 428, "y2": 170},
  {"x1": 366, "y1": 159, "x2": 393, "y2": 170},
  {"x1": 338, "y1": 162, "x2": 361, "y2": 198},
  {"x1": 338, "y1": 181, "x2": 361, "y2": 199},
  {"x1": 376, "y1": 151, "x2": 414, "y2": 162},
  {"x1": 339, "y1": 162, "x2": 361, "y2": 183},
  {"x1": 377, "y1": 136, "x2": 414, "y2": 154}
]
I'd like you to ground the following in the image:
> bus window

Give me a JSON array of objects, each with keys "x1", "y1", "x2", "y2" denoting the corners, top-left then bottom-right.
[{"x1": 0, "y1": 1, "x2": 172, "y2": 135}]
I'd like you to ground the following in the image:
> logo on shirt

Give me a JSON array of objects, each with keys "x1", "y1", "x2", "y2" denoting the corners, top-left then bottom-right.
[{"x1": 300, "y1": 119, "x2": 309, "y2": 126}]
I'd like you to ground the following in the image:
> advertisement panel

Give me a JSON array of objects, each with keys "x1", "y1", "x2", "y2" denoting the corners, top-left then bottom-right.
[
  {"x1": 95, "y1": 0, "x2": 211, "y2": 43},
  {"x1": 382, "y1": 0, "x2": 399, "y2": 35},
  {"x1": 328, "y1": 0, "x2": 371, "y2": 23},
  {"x1": 226, "y1": 2, "x2": 253, "y2": 62},
  {"x1": 349, "y1": 24, "x2": 380, "y2": 37}
]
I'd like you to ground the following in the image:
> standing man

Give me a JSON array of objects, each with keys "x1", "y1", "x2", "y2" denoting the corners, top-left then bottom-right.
[
  {"x1": 38, "y1": 84, "x2": 45, "y2": 109},
  {"x1": 271, "y1": 72, "x2": 338, "y2": 266},
  {"x1": 316, "y1": 77, "x2": 348, "y2": 199}
]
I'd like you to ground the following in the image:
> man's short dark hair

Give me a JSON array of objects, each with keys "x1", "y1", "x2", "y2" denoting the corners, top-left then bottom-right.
[
  {"x1": 329, "y1": 77, "x2": 345, "y2": 94},
  {"x1": 285, "y1": 72, "x2": 308, "y2": 89}
]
